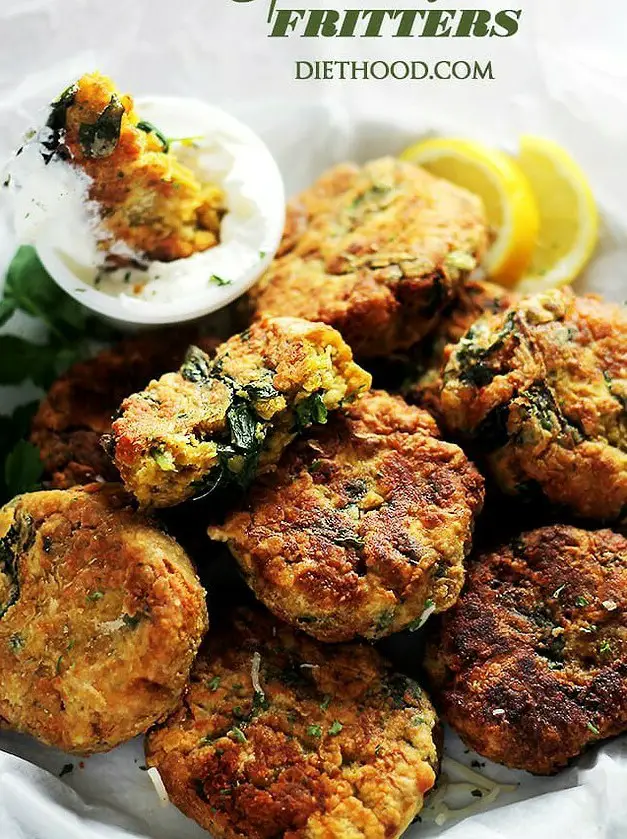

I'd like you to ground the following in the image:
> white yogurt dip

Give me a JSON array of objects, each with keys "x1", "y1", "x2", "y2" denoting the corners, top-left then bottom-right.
[{"x1": 5, "y1": 96, "x2": 285, "y2": 326}]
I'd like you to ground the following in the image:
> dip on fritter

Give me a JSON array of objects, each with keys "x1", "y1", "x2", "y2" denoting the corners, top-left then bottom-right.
[
  {"x1": 425, "y1": 525, "x2": 627, "y2": 775},
  {"x1": 51, "y1": 72, "x2": 226, "y2": 263},
  {"x1": 439, "y1": 288, "x2": 627, "y2": 521},
  {"x1": 209, "y1": 391, "x2": 484, "y2": 642},
  {"x1": 31, "y1": 331, "x2": 220, "y2": 490},
  {"x1": 249, "y1": 157, "x2": 488, "y2": 358},
  {"x1": 0, "y1": 484, "x2": 207, "y2": 754},
  {"x1": 109, "y1": 318, "x2": 371, "y2": 508},
  {"x1": 145, "y1": 607, "x2": 440, "y2": 839}
]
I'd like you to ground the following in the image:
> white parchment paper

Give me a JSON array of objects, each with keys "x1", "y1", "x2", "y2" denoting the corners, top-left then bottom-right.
[{"x1": 1, "y1": 1, "x2": 627, "y2": 836}]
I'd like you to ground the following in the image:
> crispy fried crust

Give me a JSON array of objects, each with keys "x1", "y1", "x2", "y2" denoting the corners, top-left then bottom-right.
[
  {"x1": 249, "y1": 158, "x2": 488, "y2": 358},
  {"x1": 0, "y1": 484, "x2": 208, "y2": 754},
  {"x1": 439, "y1": 289, "x2": 627, "y2": 521},
  {"x1": 405, "y1": 280, "x2": 516, "y2": 421},
  {"x1": 30, "y1": 331, "x2": 220, "y2": 489},
  {"x1": 424, "y1": 526, "x2": 627, "y2": 774},
  {"x1": 59, "y1": 73, "x2": 225, "y2": 262},
  {"x1": 209, "y1": 391, "x2": 484, "y2": 642},
  {"x1": 110, "y1": 318, "x2": 371, "y2": 508},
  {"x1": 145, "y1": 607, "x2": 439, "y2": 839}
]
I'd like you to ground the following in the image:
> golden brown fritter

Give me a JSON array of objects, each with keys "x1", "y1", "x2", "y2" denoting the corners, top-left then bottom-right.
[
  {"x1": 439, "y1": 288, "x2": 627, "y2": 521},
  {"x1": 31, "y1": 331, "x2": 220, "y2": 490},
  {"x1": 210, "y1": 391, "x2": 484, "y2": 642},
  {"x1": 0, "y1": 484, "x2": 208, "y2": 754},
  {"x1": 47, "y1": 72, "x2": 225, "y2": 262},
  {"x1": 405, "y1": 280, "x2": 517, "y2": 421},
  {"x1": 424, "y1": 526, "x2": 627, "y2": 775},
  {"x1": 145, "y1": 607, "x2": 439, "y2": 839},
  {"x1": 249, "y1": 158, "x2": 488, "y2": 358},
  {"x1": 110, "y1": 318, "x2": 371, "y2": 509}
]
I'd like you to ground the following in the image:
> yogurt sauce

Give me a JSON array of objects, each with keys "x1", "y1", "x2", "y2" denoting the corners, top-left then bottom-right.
[{"x1": 5, "y1": 96, "x2": 285, "y2": 325}]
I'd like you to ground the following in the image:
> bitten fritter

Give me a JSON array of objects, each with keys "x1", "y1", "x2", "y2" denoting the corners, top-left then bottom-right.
[
  {"x1": 145, "y1": 607, "x2": 439, "y2": 839},
  {"x1": 405, "y1": 280, "x2": 516, "y2": 421},
  {"x1": 210, "y1": 391, "x2": 484, "y2": 642},
  {"x1": 109, "y1": 318, "x2": 371, "y2": 509},
  {"x1": 0, "y1": 484, "x2": 208, "y2": 754},
  {"x1": 249, "y1": 158, "x2": 488, "y2": 358},
  {"x1": 47, "y1": 72, "x2": 226, "y2": 262},
  {"x1": 439, "y1": 289, "x2": 627, "y2": 521},
  {"x1": 424, "y1": 526, "x2": 627, "y2": 775},
  {"x1": 31, "y1": 331, "x2": 220, "y2": 490}
]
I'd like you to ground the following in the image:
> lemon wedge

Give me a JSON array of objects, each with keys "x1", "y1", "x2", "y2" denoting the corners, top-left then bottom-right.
[
  {"x1": 400, "y1": 138, "x2": 540, "y2": 288},
  {"x1": 515, "y1": 135, "x2": 599, "y2": 294}
]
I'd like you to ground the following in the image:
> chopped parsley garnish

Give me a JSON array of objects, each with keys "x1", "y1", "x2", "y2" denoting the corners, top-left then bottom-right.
[
  {"x1": 86, "y1": 591, "x2": 104, "y2": 602},
  {"x1": 307, "y1": 725, "x2": 322, "y2": 738},
  {"x1": 210, "y1": 275, "x2": 231, "y2": 287},
  {"x1": 575, "y1": 596, "x2": 588, "y2": 608},
  {"x1": 329, "y1": 721, "x2": 343, "y2": 736},
  {"x1": 79, "y1": 95, "x2": 125, "y2": 158},
  {"x1": 136, "y1": 120, "x2": 170, "y2": 153},
  {"x1": 295, "y1": 392, "x2": 328, "y2": 431},
  {"x1": 599, "y1": 640, "x2": 612, "y2": 655},
  {"x1": 8, "y1": 633, "x2": 24, "y2": 653},
  {"x1": 229, "y1": 727, "x2": 247, "y2": 744},
  {"x1": 587, "y1": 722, "x2": 600, "y2": 735},
  {"x1": 320, "y1": 694, "x2": 332, "y2": 712},
  {"x1": 151, "y1": 447, "x2": 177, "y2": 472}
]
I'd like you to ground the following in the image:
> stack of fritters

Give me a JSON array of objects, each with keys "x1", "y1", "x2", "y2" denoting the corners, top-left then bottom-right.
[{"x1": 1, "y1": 154, "x2": 624, "y2": 839}]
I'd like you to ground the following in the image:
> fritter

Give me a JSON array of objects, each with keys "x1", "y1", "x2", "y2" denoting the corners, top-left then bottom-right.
[
  {"x1": 249, "y1": 157, "x2": 488, "y2": 358},
  {"x1": 209, "y1": 391, "x2": 484, "y2": 642},
  {"x1": 110, "y1": 317, "x2": 371, "y2": 508},
  {"x1": 31, "y1": 331, "x2": 220, "y2": 489},
  {"x1": 0, "y1": 483, "x2": 207, "y2": 754},
  {"x1": 48, "y1": 72, "x2": 226, "y2": 262},
  {"x1": 424, "y1": 526, "x2": 627, "y2": 775},
  {"x1": 439, "y1": 288, "x2": 627, "y2": 521},
  {"x1": 405, "y1": 279, "x2": 516, "y2": 421},
  {"x1": 145, "y1": 607, "x2": 439, "y2": 839}
]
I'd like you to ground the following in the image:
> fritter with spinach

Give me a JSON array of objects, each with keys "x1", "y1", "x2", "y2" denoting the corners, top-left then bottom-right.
[
  {"x1": 0, "y1": 483, "x2": 207, "y2": 754},
  {"x1": 210, "y1": 391, "x2": 484, "y2": 642},
  {"x1": 249, "y1": 157, "x2": 488, "y2": 358},
  {"x1": 109, "y1": 318, "x2": 371, "y2": 508},
  {"x1": 145, "y1": 606, "x2": 440, "y2": 839},
  {"x1": 47, "y1": 72, "x2": 225, "y2": 262},
  {"x1": 424, "y1": 526, "x2": 627, "y2": 775},
  {"x1": 31, "y1": 330, "x2": 220, "y2": 490},
  {"x1": 440, "y1": 288, "x2": 627, "y2": 521}
]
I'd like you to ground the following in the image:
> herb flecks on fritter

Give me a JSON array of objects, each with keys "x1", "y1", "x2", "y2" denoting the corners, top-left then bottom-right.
[
  {"x1": 110, "y1": 318, "x2": 371, "y2": 508},
  {"x1": 439, "y1": 288, "x2": 627, "y2": 521},
  {"x1": 48, "y1": 72, "x2": 226, "y2": 262},
  {"x1": 145, "y1": 607, "x2": 439, "y2": 839},
  {"x1": 425, "y1": 526, "x2": 627, "y2": 775},
  {"x1": 404, "y1": 279, "x2": 517, "y2": 420},
  {"x1": 249, "y1": 157, "x2": 488, "y2": 358},
  {"x1": 31, "y1": 331, "x2": 220, "y2": 490},
  {"x1": 209, "y1": 391, "x2": 484, "y2": 642},
  {"x1": 0, "y1": 483, "x2": 208, "y2": 754}
]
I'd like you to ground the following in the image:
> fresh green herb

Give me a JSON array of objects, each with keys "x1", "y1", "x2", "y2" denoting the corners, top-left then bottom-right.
[
  {"x1": 575, "y1": 596, "x2": 588, "y2": 608},
  {"x1": 412, "y1": 715, "x2": 426, "y2": 726},
  {"x1": 587, "y1": 722, "x2": 600, "y2": 735},
  {"x1": 208, "y1": 676, "x2": 221, "y2": 692},
  {"x1": 59, "y1": 763, "x2": 74, "y2": 778},
  {"x1": 0, "y1": 512, "x2": 33, "y2": 618},
  {"x1": 56, "y1": 655, "x2": 64, "y2": 675},
  {"x1": 259, "y1": 251, "x2": 267, "y2": 259},
  {"x1": 307, "y1": 725, "x2": 322, "y2": 738},
  {"x1": 79, "y1": 95, "x2": 125, "y2": 158},
  {"x1": 308, "y1": 460, "x2": 324, "y2": 474},
  {"x1": 295, "y1": 392, "x2": 328, "y2": 431},
  {"x1": 375, "y1": 610, "x2": 395, "y2": 634},
  {"x1": 136, "y1": 120, "x2": 170, "y2": 153},
  {"x1": 599, "y1": 640, "x2": 612, "y2": 655},
  {"x1": 320, "y1": 695, "x2": 332, "y2": 712},
  {"x1": 229, "y1": 727, "x2": 247, "y2": 744},
  {"x1": 151, "y1": 447, "x2": 177, "y2": 472},
  {"x1": 46, "y1": 84, "x2": 78, "y2": 133},
  {"x1": 122, "y1": 614, "x2": 142, "y2": 629},
  {"x1": 210, "y1": 275, "x2": 231, "y2": 287},
  {"x1": 180, "y1": 345, "x2": 212, "y2": 383},
  {"x1": 8, "y1": 633, "x2": 24, "y2": 653},
  {"x1": 329, "y1": 721, "x2": 343, "y2": 736},
  {"x1": 86, "y1": 591, "x2": 104, "y2": 602}
]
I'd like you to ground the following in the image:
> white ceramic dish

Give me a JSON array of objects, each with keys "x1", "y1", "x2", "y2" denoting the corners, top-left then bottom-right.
[{"x1": 27, "y1": 96, "x2": 285, "y2": 326}]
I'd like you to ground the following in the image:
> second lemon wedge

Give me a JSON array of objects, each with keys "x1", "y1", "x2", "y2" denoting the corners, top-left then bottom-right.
[
  {"x1": 515, "y1": 135, "x2": 599, "y2": 294},
  {"x1": 400, "y1": 137, "x2": 540, "y2": 288}
]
